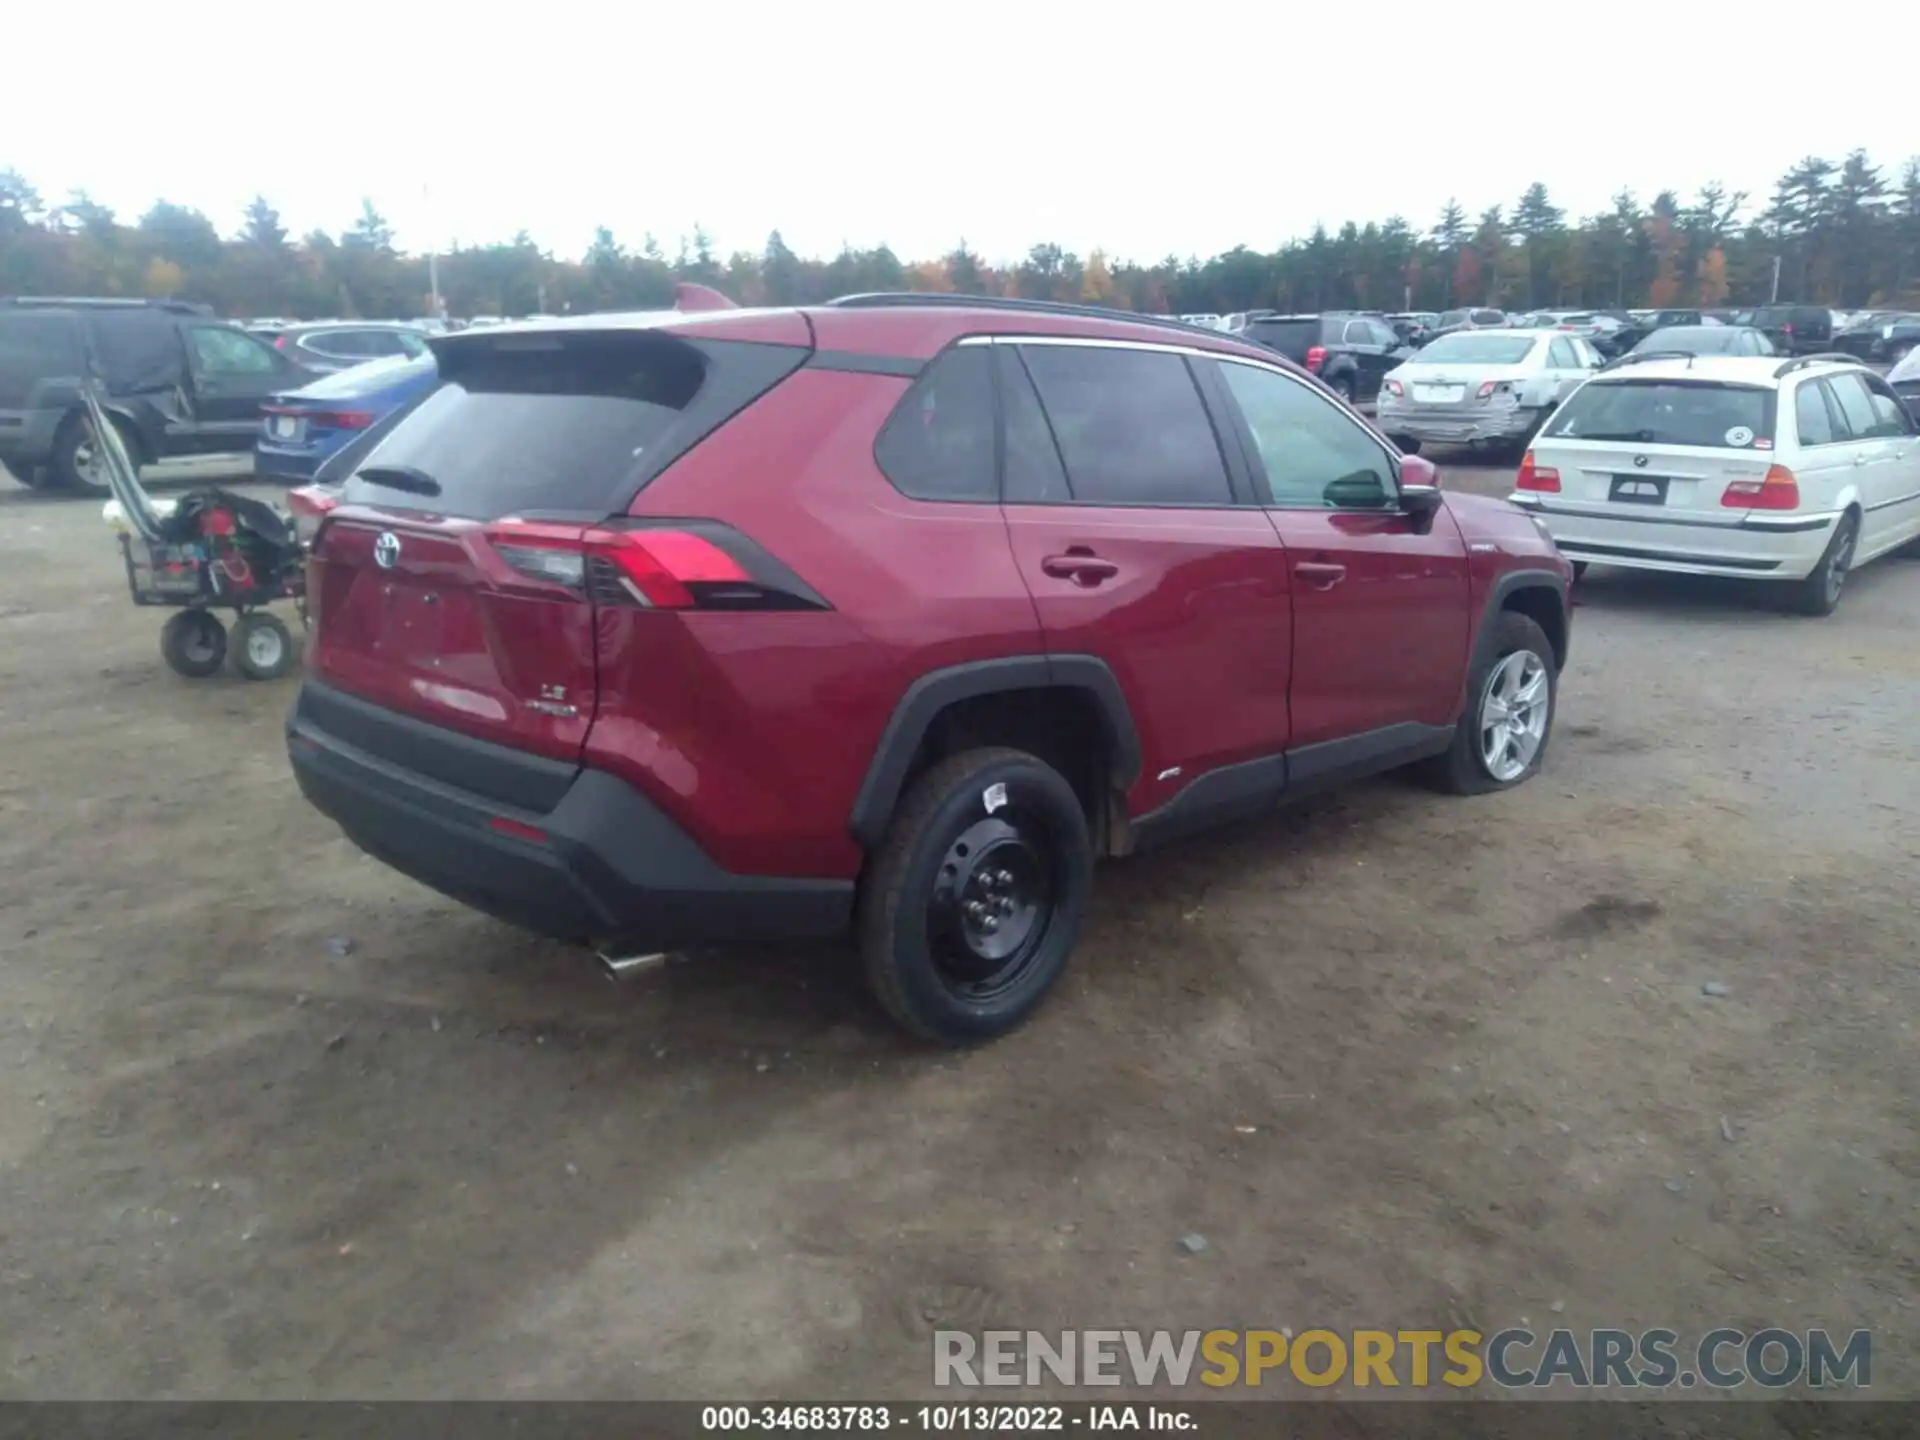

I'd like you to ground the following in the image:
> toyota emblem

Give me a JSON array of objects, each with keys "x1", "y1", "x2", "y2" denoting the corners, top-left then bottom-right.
[
  {"x1": 373, "y1": 531, "x2": 402, "y2": 569},
  {"x1": 1632, "y1": 455, "x2": 1649, "y2": 468}
]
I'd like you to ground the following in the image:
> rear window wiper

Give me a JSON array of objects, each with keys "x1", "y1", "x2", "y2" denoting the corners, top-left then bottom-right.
[{"x1": 355, "y1": 465, "x2": 442, "y2": 497}]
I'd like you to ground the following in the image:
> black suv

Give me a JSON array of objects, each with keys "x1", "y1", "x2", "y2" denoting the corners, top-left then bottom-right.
[
  {"x1": 1747, "y1": 304, "x2": 1834, "y2": 357},
  {"x1": 0, "y1": 297, "x2": 317, "y2": 495},
  {"x1": 1237, "y1": 312, "x2": 1413, "y2": 403}
]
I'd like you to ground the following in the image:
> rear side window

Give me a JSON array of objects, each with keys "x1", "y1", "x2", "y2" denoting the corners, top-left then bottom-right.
[
  {"x1": 1824, "y1": 373, "x2": 1878, "y2": 439},
  {"x1": 339, "y1": 330, "x2": 804, "y2": 520},
  {"x1": 1548, "y1": 339, "x2": 1578, "y2": 368},
  {"x1": 1018, "y1": 344, "x2": 1232, "y2": 506},
  {"x1": 0, "y1": 313, "x2": 84, "y2": 403},
  {"x1": 998, "y1": 349, "x2": 1071, "y2": 504},
  {"x1": 1544, "y1": 380, "x2": 1775, "y2": 449},
  {"x1": 873, "y1": 346, "x2": 996, "y2": 502},
  {"x1": 1795, "y1": 382, "x2": 1838, "y2": 446}
]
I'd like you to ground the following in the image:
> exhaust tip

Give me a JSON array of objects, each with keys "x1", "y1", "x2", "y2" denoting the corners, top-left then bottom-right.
[{"x1": 597, "y1": 949, "x2": 671, "y2": 982}]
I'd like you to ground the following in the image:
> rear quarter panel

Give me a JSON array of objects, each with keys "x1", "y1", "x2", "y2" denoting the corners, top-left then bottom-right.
[{"x1": 601, "y1": 366, "x2": 1045, "y2": 879}]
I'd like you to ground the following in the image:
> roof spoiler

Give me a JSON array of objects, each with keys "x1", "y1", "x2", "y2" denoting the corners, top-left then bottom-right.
[{"x1": 674, "y1": 283, "x2": 736, "y2": 313}]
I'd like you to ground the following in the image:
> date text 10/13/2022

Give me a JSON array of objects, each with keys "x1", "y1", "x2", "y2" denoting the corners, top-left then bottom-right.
[{"x1": 701, "y1": 1405, "x2": 1194, "y2": 1431}]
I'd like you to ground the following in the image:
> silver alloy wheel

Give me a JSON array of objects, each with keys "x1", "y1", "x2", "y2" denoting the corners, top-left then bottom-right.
[
  {"x1": 73, "y1": 438, "x2": 108, "y2": 491},
  {"x1": 1824, "y1": 522, "x2": 1857, "y2": 605},
  {"x1": 1478, "y1": 649, "x2": 1550, "y2": 782},
  {"x1": 245, "y1": 624, "x2": 286, "y2": 671}
]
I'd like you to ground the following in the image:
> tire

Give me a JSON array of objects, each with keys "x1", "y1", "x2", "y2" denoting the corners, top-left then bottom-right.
[
  {"x1": 52, "y1": 412, "x2": 140, "y2": 497},
  {"x1": 160, "y1": 610, "x2": 227, "y2": 679},
  {"x1": 1787, "y1": 510, "x2": 1859, "y2": 617},
  {"x1": 859, "y1": 747, "x2": 1093, "y2": 1045},
  {"x1": 1425, "y1": 610, "x2": 1558, "y2": 796},
  {"x1": 231, "y1": 612, "x2": 297, "y2": 680}
]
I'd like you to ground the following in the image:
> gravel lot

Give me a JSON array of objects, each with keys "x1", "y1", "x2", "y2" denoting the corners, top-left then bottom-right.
[{"x1": 1, "y1": 454, "x2": 1915, "y2": 1403}]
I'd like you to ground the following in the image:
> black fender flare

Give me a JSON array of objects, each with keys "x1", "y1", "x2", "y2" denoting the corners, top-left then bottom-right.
[
  {"x1": 848, "y1": 655, "x2": 1142, "y2": 848},
  {"x1": 1467, "y1": 567, "x2": 1569, "y2": 695},
  {"x1": 52, "y1": 397, "x2": 158, "y2": 465}
]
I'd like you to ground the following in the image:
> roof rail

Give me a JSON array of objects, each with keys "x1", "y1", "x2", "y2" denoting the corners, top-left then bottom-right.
[
  {"x1": 824, "y1": 292, "x2": 1211, "y2": 338},
  {"x1": 3, "y1": 295, "x2": 214, "y2": 315},
  {"x1": 1773, "y1": 352, "x2": 1861, "y2": 378}
]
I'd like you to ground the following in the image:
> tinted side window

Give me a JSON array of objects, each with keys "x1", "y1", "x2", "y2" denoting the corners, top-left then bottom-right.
[
  {"x1": 997, "y1": 348, "x2": 1070, "y2": 504},
  {"x1": 1794, "y1": 382, "x2": 1837, "y2": 446},
  {"x1": 1825, "y1": 374, "x2": 1878, "y2": 440},
  {"x1": 1218, "y1": 360, "x2": 1395, "y2": 508},
  {"x1": 1018, "y1": 345, "x2": 1232, "y2": 506},
  {"x1": 1342, "y1": 320, "x2": 1372, "y2": 344},
  {"x1": 1548, "y1": 339, "x2": 1578, "y2": 368},
  {"x1": 1861, "y1": 376, "x2": 1914, "y2": 435},
  {"x1": 872, "y1": 345, "x2": 996, "y2": 502}
]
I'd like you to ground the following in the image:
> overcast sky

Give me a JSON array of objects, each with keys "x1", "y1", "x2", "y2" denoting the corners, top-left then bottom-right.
[{"x1": 10, "y1": 3, "x2": 1916, "y2": 265}]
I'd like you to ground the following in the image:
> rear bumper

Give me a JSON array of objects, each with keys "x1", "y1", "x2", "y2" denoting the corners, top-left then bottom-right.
[
  {"x1": 1510, "y1": 495, "x2": 1836, "y2": 579},
  {"x1": 253, "y1": 445, "x2": 325, "y2": 481},
  {"x1": 287, "y1": 682, "x2": 853, "y2": 948},
  {"x1": 1376, "y1": 399, "x2": 1536, "y2": 444}
]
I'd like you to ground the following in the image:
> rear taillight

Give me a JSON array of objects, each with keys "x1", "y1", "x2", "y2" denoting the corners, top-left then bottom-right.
[
  {"x1": 286, "y1": 485, "x2": 338, "y2": 546},
  {"x1": 1304, "y1": 345, "x2": 1327, "y2": 373},
  {"x1": 1384, "y1": 379, "x2": 1404, "y2": 398},
  {"x1": 274, "y1": 335, "x2": 290, "y2": 350},
  {"x1": 1516, "y1": 451, "x2": 1561, "y2": 492},
  {"x1": 481, "y1": 520, "x2": 828, "y2": 612},
  {"x1": 312, "y1": 411, "x2": 374, "y2": 430},
  {"x1": 1722, "y1": 464, "x2": 1800, "y2": 510},
  {"x1": 1477, "y1": 380, "x2": 1510, "y2": 400}
]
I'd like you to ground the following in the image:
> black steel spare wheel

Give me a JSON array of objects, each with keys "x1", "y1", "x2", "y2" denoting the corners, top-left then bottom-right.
[
  {"x1": 927, "y1": 815, "x2": 1056, "y2": 997},
  {"x1": 861, "y1": 747, "x2": 1092, "y2": 1045}
]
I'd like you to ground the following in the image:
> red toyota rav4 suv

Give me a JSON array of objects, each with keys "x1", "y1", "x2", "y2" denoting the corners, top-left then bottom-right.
[{"x1": 288, "y1": 294, "x2": 1572, "y2": 1044}]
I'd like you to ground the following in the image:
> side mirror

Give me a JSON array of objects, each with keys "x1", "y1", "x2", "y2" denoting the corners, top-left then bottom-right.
[
  {"x1": 1398, "y1": 454, "x2": 1444, "y2": 531},
  {"x1": 1400, "y1": 453, "x2": 1440, "y2": 489}
]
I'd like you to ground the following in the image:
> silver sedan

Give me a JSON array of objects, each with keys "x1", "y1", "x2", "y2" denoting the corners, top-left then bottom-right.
[{"x1": 1375, "y1": 329, "x2": 1601, "y2": 450}]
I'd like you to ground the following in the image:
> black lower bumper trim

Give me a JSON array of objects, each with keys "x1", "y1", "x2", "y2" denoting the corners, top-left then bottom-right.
[
  {"x1": 288, "y1": 688, "x2": 852, "y2": 948},
  {"x1": 1554, "y1": 541, "x2": 1784, "y2": 572}
]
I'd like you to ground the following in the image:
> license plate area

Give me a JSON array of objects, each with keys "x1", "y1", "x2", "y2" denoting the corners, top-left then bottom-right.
[
  {"x1": 1609, "y1": 474, "x2": 1671, "y2": 505},
  {"x1": 368, "y1": 581, "x2": 446, "y2": 658},
  {"x1": 269, "y1": 415, "x2": 303, "y2": 442},
  {"x1": 1413, "y1": 383, "x2": 1465, "y2": 404}
]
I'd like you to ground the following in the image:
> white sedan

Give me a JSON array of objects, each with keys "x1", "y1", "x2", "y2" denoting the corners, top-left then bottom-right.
[{"x1": 1375, "y1": 329, "x2": 1602, "y2": 450}]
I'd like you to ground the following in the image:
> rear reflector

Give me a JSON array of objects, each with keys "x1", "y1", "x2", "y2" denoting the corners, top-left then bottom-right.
[
  {"x1": 481, "y1": 520, "x2": 825, "y2": 612},
  {"x1": 488, "y1": 816, "x2": 549, "y2": 845},
  {"x1": 1721, "y1": 464, "x2": 1801, "y2": 510},
  {"x1": 1516, "y1": 451, "x2": 1560, "y2": 493}
]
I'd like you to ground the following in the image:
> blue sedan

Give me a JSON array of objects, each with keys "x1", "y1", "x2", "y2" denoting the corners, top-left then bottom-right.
[{"x1": 255, "y1": 351, "x2": 438, "y2": 481}]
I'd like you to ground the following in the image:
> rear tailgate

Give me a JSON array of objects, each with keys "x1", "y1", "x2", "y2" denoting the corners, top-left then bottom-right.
[
  {"x1": 1533, "y1": 378, "x2": 1779, "y2": 519},
  {"x1": 307, "y1": 321, "x2": 811, "y2": 769}
]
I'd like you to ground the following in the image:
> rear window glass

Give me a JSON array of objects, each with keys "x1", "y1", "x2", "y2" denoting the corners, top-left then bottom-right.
[
  {"x1": 340, "y1": 333, "x2": 708, "y2": 519},
  {"x1": 1471, "y1": 310, "x2": 1505, "y2": 325},
  {"x1": 1241, "y1": 320, "x2": 1321, "y2": 359},
  {"x1": 1634, "y1": 327, "x2": 1736, "y2": 354},
  {"x1": 1543, "y1": 380, "x2": 1775, "y2": 449},
  {"x1": 1417, "y1": 334, "x2": 1537, "y2": 364}
]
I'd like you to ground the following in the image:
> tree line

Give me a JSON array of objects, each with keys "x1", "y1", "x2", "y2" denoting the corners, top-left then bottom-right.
[{"x1": 2, "y1": 150, "x2": 1918, "y2": 323}]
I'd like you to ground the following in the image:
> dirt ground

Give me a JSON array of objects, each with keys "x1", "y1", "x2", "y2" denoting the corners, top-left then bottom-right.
[{"x1": 0, "y1": 456, "x2": 1914, "y2": 1404}]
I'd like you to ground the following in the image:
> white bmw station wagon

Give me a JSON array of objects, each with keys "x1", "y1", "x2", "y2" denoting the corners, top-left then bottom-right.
[{"x1": 1510, "y1": 354, "x2": 1920, "y2": 614}]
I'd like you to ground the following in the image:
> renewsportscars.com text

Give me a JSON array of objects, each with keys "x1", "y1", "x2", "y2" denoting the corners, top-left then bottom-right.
[{"x1": 935, "y1": 1327, "x2": 1871, "y2": 1390}]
